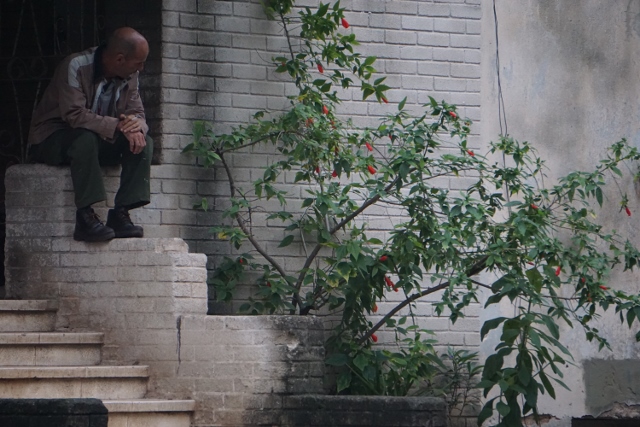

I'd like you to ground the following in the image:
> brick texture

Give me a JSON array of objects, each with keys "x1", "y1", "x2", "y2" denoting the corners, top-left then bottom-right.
[{"x1": 155, "y1": 0, "x2": 483, "y2": 357}]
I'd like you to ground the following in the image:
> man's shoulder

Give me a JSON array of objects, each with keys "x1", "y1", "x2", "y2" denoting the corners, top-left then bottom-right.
[{"x1": 60, "y1": 47, "x2": 98, "y2": 88}]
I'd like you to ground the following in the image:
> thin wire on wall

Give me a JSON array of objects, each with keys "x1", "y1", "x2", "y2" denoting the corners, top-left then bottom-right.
[{"x1": 493, "y1": 0, "x2": 508, "y2": 137}]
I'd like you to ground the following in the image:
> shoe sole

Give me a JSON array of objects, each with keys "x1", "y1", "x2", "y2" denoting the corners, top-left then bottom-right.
[
  {"x1": 113, "y1": 229, "x2": 144, "y2": 238},
  {"x1": 73, "y1": 230, "x2": 116, "y2": 242}
]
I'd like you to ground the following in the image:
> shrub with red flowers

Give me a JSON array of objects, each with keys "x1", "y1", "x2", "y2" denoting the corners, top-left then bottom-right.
[{"x1": 185, "y1": 1, "x2": 640, "y2": 426}]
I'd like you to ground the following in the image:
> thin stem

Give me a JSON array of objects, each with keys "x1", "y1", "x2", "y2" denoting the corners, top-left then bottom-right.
[
  {"x1": 220, "y1": 152, "x2": 289, "y2": 280},
  {"x1": 293, "y1": 177, "x2": 401, "y2": 300},
  {"x1": 280, "y1": 11, "x2": 296, "y2": 61}
]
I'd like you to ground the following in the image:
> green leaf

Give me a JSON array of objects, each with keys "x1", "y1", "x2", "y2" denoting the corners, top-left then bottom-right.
[
  {"x1": 525, "y1": 268, "x2": 543, "y2": 293},
  {"x1": 325, "y1": 353, "x2": 349, "y2": 366},
  {"x1": 596, "y1": 187, "x2": 603, "y2": 206},
  {"x1": 496, "y1": 401, "x2": 511, "y2": 416},
  {"x1": 541, "y1": 315, "x2": 560, "y2": 340},
  {"x1": 336, "y1": 371, "x2": 352, "y2": 393},
  {"x1": 482, "y1": 354, "x2": 504, "y2": 380},
  {"x1": 481, "y1": 317, "x2": 507, "y2": 340},
  {"x1": 353, "y1": 353, "x2": 369, "y2": 371},
  {"x1": 478, "y1": 399, "x2": 495, "y2": 426},
  {"x1": 278, "y1": 235, "x2": 294, "y2": 248},
  {"x1": 539, "y1": 369, "x2": 556, "y2": 399}
]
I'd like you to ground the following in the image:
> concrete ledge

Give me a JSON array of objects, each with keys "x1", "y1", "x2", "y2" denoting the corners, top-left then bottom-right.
[
  {"x1": 0, "y1": 332, "x2": 103, "y2": 344},
  {"x1": 0, "y1": 300, "x2": 58, "y2": 311},
  {"x1": 280, "y1": 395, "x2": 448, "y2": 427},
  {"x1": 103, "y1": 399, "x2": 196, "y2": 412},
  {"x1": 0, "y1": 365, "x2": 149, "y2": 379}
]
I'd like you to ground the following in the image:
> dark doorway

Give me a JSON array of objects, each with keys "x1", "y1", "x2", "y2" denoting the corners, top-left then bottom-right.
[{"x1": 0, "y1": 0, "x2": 107, "y2": 294}]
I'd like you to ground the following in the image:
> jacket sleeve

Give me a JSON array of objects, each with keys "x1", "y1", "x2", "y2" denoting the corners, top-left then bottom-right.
[
  {"x1": 123, "y1": 72, "x2": 149, "y2": 136},
  {"x1": 57, "y1": 58, "x2": 119, "y2": 140}
]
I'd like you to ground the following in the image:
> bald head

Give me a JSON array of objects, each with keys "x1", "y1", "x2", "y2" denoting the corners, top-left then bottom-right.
[
  {"x1": 106, "y1": 27, "x2": 148, "y2": 59},
  {"x1": 102, "y1": 27, "x2": 149, "y2": 79}
]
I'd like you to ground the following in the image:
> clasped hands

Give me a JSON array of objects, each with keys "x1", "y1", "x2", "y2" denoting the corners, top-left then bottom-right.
[{"x1": 117, "y1": 114, "x2": 146, "y2": 154}]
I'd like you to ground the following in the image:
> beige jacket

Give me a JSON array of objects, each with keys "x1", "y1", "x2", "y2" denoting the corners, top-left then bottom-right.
[{"x1": 29, "y1": 46, "x2": 148, "y2": 145}]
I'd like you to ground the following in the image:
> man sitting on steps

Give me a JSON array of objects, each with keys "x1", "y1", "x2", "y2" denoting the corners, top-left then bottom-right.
[{"x1": 29, "y1": 27, "x2": 153, "y2": 242}]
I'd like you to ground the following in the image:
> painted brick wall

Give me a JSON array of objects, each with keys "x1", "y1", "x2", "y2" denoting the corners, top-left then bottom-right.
[
  {"x1": 105, "y1": 0, "x2": 163, "y2": 163},
  {"x1": 158, "y1": 0, "x2": 482, "y2": 358}
]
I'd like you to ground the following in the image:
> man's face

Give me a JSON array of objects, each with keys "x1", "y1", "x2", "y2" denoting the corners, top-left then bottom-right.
[{"x1": 115, "y1": 43, "x2": 148, "y2": 79}]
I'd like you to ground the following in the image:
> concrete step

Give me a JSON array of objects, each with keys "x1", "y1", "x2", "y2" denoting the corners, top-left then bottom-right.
[
  {"x1": 0, "y1": 300, "x2": 57, "y2": 332},
  {"x1": 0, "y1": 332, "x2": 103, "y2": 366},
  {"x1": 104, "y1": 399, "x2": 195, "y2": 427},
  {"x1": 0, "y1": 365, "x2": 148, "y2": 399}
]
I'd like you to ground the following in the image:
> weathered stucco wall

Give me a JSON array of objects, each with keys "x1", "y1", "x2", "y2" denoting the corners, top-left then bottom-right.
[{"x1": 482, "y1": 0, "x2": 640, "y2": 424}]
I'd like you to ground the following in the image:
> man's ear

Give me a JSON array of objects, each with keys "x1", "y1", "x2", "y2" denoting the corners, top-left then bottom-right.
[{"x1": 115, "y1": 53, "x2": 126, "y2": 64}]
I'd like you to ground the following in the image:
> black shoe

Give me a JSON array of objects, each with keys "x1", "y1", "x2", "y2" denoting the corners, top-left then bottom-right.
[
  {"x1": 74, "y1": 208, "x2": 115, "y2": 242},
  {"x1": 106, "y1": 207, "x2": 144, "y2": 238}
]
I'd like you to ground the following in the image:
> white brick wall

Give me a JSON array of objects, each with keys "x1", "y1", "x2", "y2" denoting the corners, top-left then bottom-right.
[{"x1": 158, "y1": 0, "x2": 482, "y2": 354}]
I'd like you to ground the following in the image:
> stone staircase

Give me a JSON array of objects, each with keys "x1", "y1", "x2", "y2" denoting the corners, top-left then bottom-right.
[
  {"x1": 2, "y1": 164, "x2": 328, "y2": 426},
  {"x1": 0, "y1": 299, "x2": 195, "y2": 426}
]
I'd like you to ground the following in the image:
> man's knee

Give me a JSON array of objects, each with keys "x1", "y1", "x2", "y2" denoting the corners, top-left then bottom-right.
[{"x1": 67, "y1": 129, "x2": 101, "y2": 159}]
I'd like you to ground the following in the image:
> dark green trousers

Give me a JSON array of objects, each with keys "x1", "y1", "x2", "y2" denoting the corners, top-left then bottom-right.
[{"x1": 32, "y1": 128, "x2": 153, "y2": 209}]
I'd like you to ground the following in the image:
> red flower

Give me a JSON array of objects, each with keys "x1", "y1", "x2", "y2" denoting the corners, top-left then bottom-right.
[
  {"x1": 371, "y1": 333, "x2": 378, "y2": 343},
  {"x1": 379, "y1": 255, "x2": 388, "y2": 262},
  {"x1": 384, "y1": 276, "x2": 395, "y2": 288},
  {"x1": 341, "y1": 18, "x2": 349, "y2": 29},
  {"x1": 332, "y1": 170, "x2": 338, "y2": 178},
  {"x1": 626, "y1": 206, "x2": 632, "y2": 216},
  {"x1": 527, "y1": 261, "x2": 534, "y2": 265},
  {"x1": 317, "y1": 63, "x2": 324, "y2": 74},
  {"x1": 581, "y1": 277, "x2": 586, "y2": 283},
  {"x1": 365, "y1": 142, "x2": 374, "y2": 152},
  {"x1": 305, "y1": 118, "x2": 314, "y2": 127},
  {"x1": 467, "y1": 150, "x2": 474, "y2": 157},
  {"x1": 266, "y1": 282, "x2": 271, "y2": 287},
  {"x1": 367, "y1": 165, "x2": 377, "y2": 174},
  {"x1": 381, "y1": 96, "x2": 388, "y2": 104},
  {"x1": 315, "y1": 166, "x2": 321, "y2": 174},
  {"x1": 331, "y1": 120, "x2": 336, "y2": 129},
  {"x1": 555, "y1": 266, "x2": 561, "y2": 276},
  {"x1": 449, "y1": 111, "x2": 457, "y2": 119},
  {"x1": 372, "y1": 303, "x2": 378, "y2": 313},
  {"x1": 530, "y1": 204, "x2": 539, "y2": 210},
  {"x1": 599, "y1": 285, "x2": 609, "y2": 291},
  {"x1": 239, "y1": 258, "x2": 244, "y2": 264},
  {"x1": 322, "y1": 105, "x2": 329, "y2": 115},
  {"x1": 394, "y1": 286, "x2": 399, "y2": 292}
]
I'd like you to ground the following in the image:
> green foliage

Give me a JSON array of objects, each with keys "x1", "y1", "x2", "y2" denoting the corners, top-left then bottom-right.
[
  {"x1": 419, "y1": 347, "x2": 483, "y2": 422},
  {"x1": 184, "y1": 1, "x2": 640, "y2": 425}
]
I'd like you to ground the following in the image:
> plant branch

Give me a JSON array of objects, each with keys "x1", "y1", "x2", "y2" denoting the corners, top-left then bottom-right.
[
  {"x1": 219, "y1": 131, "x2": 283, "y2": 155},
  {"x1": 293, "y1": 176, "x2": 401, "y2": 300},
  {"x1": 280, "y1": 11, "x2": 296, "y2": 61},
  {"x1": 219, "y1": 152, "x2": 289, "y2": 280},
  {"x1": 358, "y1": 255, "x2": 488, "y2": 345}
]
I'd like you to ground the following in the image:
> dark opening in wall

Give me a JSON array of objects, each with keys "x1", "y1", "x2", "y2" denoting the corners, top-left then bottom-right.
[
  {"x1": 573, "y1": 418, "x2": 640, "y2": 426},
  {"x1": 0, "y1": 0, "x2": 107, "y2": 295}
]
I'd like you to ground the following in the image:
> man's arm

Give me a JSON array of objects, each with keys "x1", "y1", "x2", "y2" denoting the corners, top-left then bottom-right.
[
  {"x1": 122, "y1": 73, "x2": 149, "y2": 135},
  {"x1": 57, "y1": 56, "x2": 120, "y2": 140}
]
